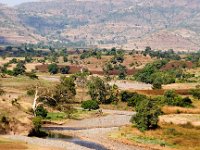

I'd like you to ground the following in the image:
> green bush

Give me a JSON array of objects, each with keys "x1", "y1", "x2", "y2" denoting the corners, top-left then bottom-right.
[
  {"x1": 120, "y1": 91, "x2": 135, "y2": 102},
  {"x1": 164, "y1": 90, "x2": 192, "y2": 107},
  {"x1": 28, "y1": 117, "x2": 48, "y2": 137},
  {"x1": 81, "y1": 100, "x2": 99, "y2": 111},
  {"x1": 131, "y1": 99, "x2": 162, "y2": 131},
  {"x1": 127, "y1": 93, "x2": 147, "y2": 107},
  {"x1": 48, "y1": 63, "x2": 59, "y2": 74},
  {"x1": 190, "y1": 88, "x2": 200, "y2": 100},
  {"x1": 35, "y1": 106, "x2": 48, "y2": 118}
]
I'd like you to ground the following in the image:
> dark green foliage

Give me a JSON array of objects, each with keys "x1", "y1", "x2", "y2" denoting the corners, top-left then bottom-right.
[
  {"x1": 143, "y1": 47, "x2": 181, "y2": 60},
  {"x1": 25, "y1": 56, "x2": 33, "y2": 63},
  {"x1": 35, "y1": 106, "x2": 48, "y2": 118},
  {"x1": 87, "y1": 76, "x2": 108, "y2": 103},
  {"x1": 190, "y1": 88, "x2": 200, "y2": 100},
  {"x1": 54, "y1": 76, "x2": 76, "y2": 103},
  {"x1": 131, "y1": 99, "x2": 162, "y2": 131},
  {"x1": 81, "y1": 100, "x2": 99, "y2": 110},
  {"x1": 25, "y1": 72, "x2": 38, "y2": 79},
  {"x1": 48, "y1": 63, "x2": 59, "y2": 74},
  {"x1": 164, "y1": 90, "x2": 192, "y2": 107},
  {"x1": 127, "y1": 93, "x2": 147, "y2": 107},
  {"x1": 63, "y1": 55, "x2": 68, "y2": 62},
  {"x1": 28, "y1": 117, "x2": 48, "y2": 137},
  {"x1": 120, "y1": 91, "x2": 135, "y2": 102},
  {"x1": 152, "y1": 78, "x2": 162, "y2": 89},
  {"x1": 60, "y1": 66, "x2": 70, "y2": 74},
  {"x1": 13, "y1": 61, "x2": 26, "y2": 76},
  {"x1": 120, "y1": 91, "x2": 146, "y2": 107},
  {"x1": 134, "y1": 60, "x2": 168, "y2": 84}
]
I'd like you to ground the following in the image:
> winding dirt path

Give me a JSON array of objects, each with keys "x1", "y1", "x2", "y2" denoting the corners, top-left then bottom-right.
[{"x1": 45, "y1": 109, "x2": 145, "y2": 150}]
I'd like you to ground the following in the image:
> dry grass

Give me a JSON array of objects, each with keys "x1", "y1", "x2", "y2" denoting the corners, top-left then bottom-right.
[
  {"x1": 111, "y1": 123, "x2": 200, "y2": 150},
  {"x1": 0, "y1": 137, "x2": 61, "y2": 150},
  {"x1": 162, "y1": 106, "x2": 200, "y2": 115}
]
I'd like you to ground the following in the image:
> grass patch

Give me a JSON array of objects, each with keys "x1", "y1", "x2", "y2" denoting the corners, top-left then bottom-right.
[
  {"x1": 45, "y1": 112, "x2": 66, "y2": 120},
  {"x1": 111, "y1": 123, "x2": 200, "y2": 150}
]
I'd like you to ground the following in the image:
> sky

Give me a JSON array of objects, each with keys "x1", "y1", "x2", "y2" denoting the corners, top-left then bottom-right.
[{"x1": 0, "y1": 0, "x2": 40, "y2": 6}]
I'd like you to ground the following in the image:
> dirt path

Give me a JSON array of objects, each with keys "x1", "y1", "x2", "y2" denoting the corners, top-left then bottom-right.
[
  {"x1": 45, "y1": 109, "x2": 145, "y2": 150},
  {"x1": 2, "y1": 109, "x2": 144, "y2": 150}
]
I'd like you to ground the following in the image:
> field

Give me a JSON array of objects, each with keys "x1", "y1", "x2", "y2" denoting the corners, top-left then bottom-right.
[{"x1": 0, "y1": 48, "x2": 200, "y2": 150}]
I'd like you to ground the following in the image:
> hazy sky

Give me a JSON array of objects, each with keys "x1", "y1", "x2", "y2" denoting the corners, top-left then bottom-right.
[{"x1": 1, "y1": 0, "x2": 40, "y2": 6}]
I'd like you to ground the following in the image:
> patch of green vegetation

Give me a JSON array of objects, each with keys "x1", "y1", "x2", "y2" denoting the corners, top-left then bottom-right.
[
  {"x1": 126, "y1": 134, "x2": 175, "y2": 148},
  {"x1": 45, "y1": 112, "x2": 66, "y2": 120}
]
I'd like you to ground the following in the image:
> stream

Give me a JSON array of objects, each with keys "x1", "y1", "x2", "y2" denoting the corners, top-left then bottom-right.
[{"x1": 44, "y1": 131, "x2": 108, "y2": 150}]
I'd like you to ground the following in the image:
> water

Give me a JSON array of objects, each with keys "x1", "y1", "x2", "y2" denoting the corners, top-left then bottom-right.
[{"x1": 44, "y1": 132, "x2": 108, "y2": 150}]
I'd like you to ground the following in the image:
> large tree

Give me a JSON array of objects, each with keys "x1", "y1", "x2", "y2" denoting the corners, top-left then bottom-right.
[{"x1": 87, "y1": 76, "x2": 108, "y2": 103}]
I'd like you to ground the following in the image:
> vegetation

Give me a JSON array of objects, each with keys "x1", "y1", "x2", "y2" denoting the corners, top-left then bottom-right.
[
  {"x1": 28, "y1": 117, "x2": 47, "y2": 137},
  {"x1": 48, "y1": 63, "x2": 59, "y2": 74},
  {"x1": 131, "y1": 99, "x2": 162, "y2": 131},
  {"x1": 81, "y1": 100, "x2": 100, "y2": 111},
  {"x1": 163, "y1": 90, "x2": 192, "y2": 107},
  {"x1": 190, "y1": 87, "x2": 200, "y2": 100},
  {"x1": 35, "y1": 106, "x2": 48, "y2": 118}
]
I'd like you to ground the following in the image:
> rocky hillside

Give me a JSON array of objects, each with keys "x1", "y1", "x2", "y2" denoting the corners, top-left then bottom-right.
[{"x1": 1, "y1": 0, "x2": 200, "y2": 50}]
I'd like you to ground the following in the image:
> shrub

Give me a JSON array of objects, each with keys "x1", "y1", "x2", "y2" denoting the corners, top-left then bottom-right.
[
  {"x1": 81, "y1": 100, "x2": 99, "y2": 111},
  {"x1": 127, "y1": 93, "x2": 147, "y2": 107},
  {"x1": 131, "y1": 99, "x2": 162, "y2": 131},
  {"x1": 28, "y1": 117, "x2": 48, "y2": 137},
  {"x1": 1, "y1": 116, "x2": 9, "y2": 124},
  {"x1": 48, "y1": 63, "x2": 59, "y2": 74},
  {"x1": 190, "y1": 88, "x2": 200, "y2": 100},
  {"x1": 120, "y1": 91, "x2": 135, "y2": 102},
  {"x1": 27, "y1": 88, "x2": 35, "y2": 96},
  {"x1": 35, "y1": 106, "x2": 48, "y2": 118},
  {"x1": 60, "y1": 66, "x2": 70, "y2": 74},
  {"x1": 164, "y1": 90, "x2": 192, "y2": 107}
]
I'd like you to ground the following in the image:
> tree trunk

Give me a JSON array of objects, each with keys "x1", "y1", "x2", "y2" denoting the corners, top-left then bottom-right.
[{"x1": 32, "y1": 87, "x2": 39, "y2": 116}]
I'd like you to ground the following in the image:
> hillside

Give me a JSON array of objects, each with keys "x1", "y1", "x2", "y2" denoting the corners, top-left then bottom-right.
[
  {"x1": 0, "y1": 4, "x2": 45, "y2": 45},
  {"x1": 1, "y1": 0, "x2": 200, "y2": 50}
]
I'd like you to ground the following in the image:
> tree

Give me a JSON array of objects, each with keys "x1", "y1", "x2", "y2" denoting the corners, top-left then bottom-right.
[
  {"x1": 120, "y1": 91, "x2": 135, "y2": 102},
  {"x1": 87, "y1": 76, "x2": 108, "y2": 103},
  {"x1": 13, "y1": 61, "x2": 26, "y2": 76},
  {"x1": 131, "y1": 99, "x2": 162, "y2": 131},
  {"x1": 63, "y1": 55, "x2": 68, "y2": 62},
  {"x1": 35, "y1": 106, "x2": 48, "y2": 118},
  {"x1": 81, "y1": 100, "x2": 99, "y2": 111},
  {"x1": 152, "y1": 78, "x2": 162, "y2": 89},
  {"x1": 48, "y1": 63, "x2": 59, "y2": 74},
  {"x1": 190, "y1": 88, "x2": 200, "y2": 100},
  {"x1": 53, "y1": 76, "x2": 76, "y2": 103},
  {"x1": 60, "y1": 66, "x2": 70, "y2": 74},
  {"x1": 164, "y1": 90, "x2": 192, "y2": 107}
]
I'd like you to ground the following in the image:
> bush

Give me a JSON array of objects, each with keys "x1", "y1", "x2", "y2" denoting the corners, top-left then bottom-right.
[
  {"x1": 48, "y1": 63, "x2": 58, "y2": 74},
  {"x1": 35, "y1": 106, "x2": 48, "y2": 118},
  {"x1": 60, "y1": 66, "x2": 70, "y2": 74},
  {"x1": 127, "y1": 93, "x2": 147, "y2": 107},
  {"x1": 28, "y1": 117, "x2": 48, "y2": 137},
  {"x1": 190, "y1": 88, "x2": 200, "y2": 100},
  {"x1": 1, "y1": 116, "x2": 9, "y2": 124},
  {"x1": 81, "y1": 100, "x2": 99, "y2": 111},
  {"x1": 131, "y1": 99, "x2": 162, "y2": 131},
  {"x1": 120, "y1": 91, "x2": 135, "y2": 102},
  {"x1": 164, "y1": 90, "x2": 192, "y2": 107}
]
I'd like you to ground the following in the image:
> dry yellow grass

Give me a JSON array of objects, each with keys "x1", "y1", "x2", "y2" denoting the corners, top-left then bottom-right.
[{"x1": 111, "y1": 124, "x2": 200, "y2": 150}]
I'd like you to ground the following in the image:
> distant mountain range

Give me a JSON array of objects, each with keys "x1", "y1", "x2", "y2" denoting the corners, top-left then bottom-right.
[{"x1": 1, "y1": 0, "x2": 200, "y2": 51}]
